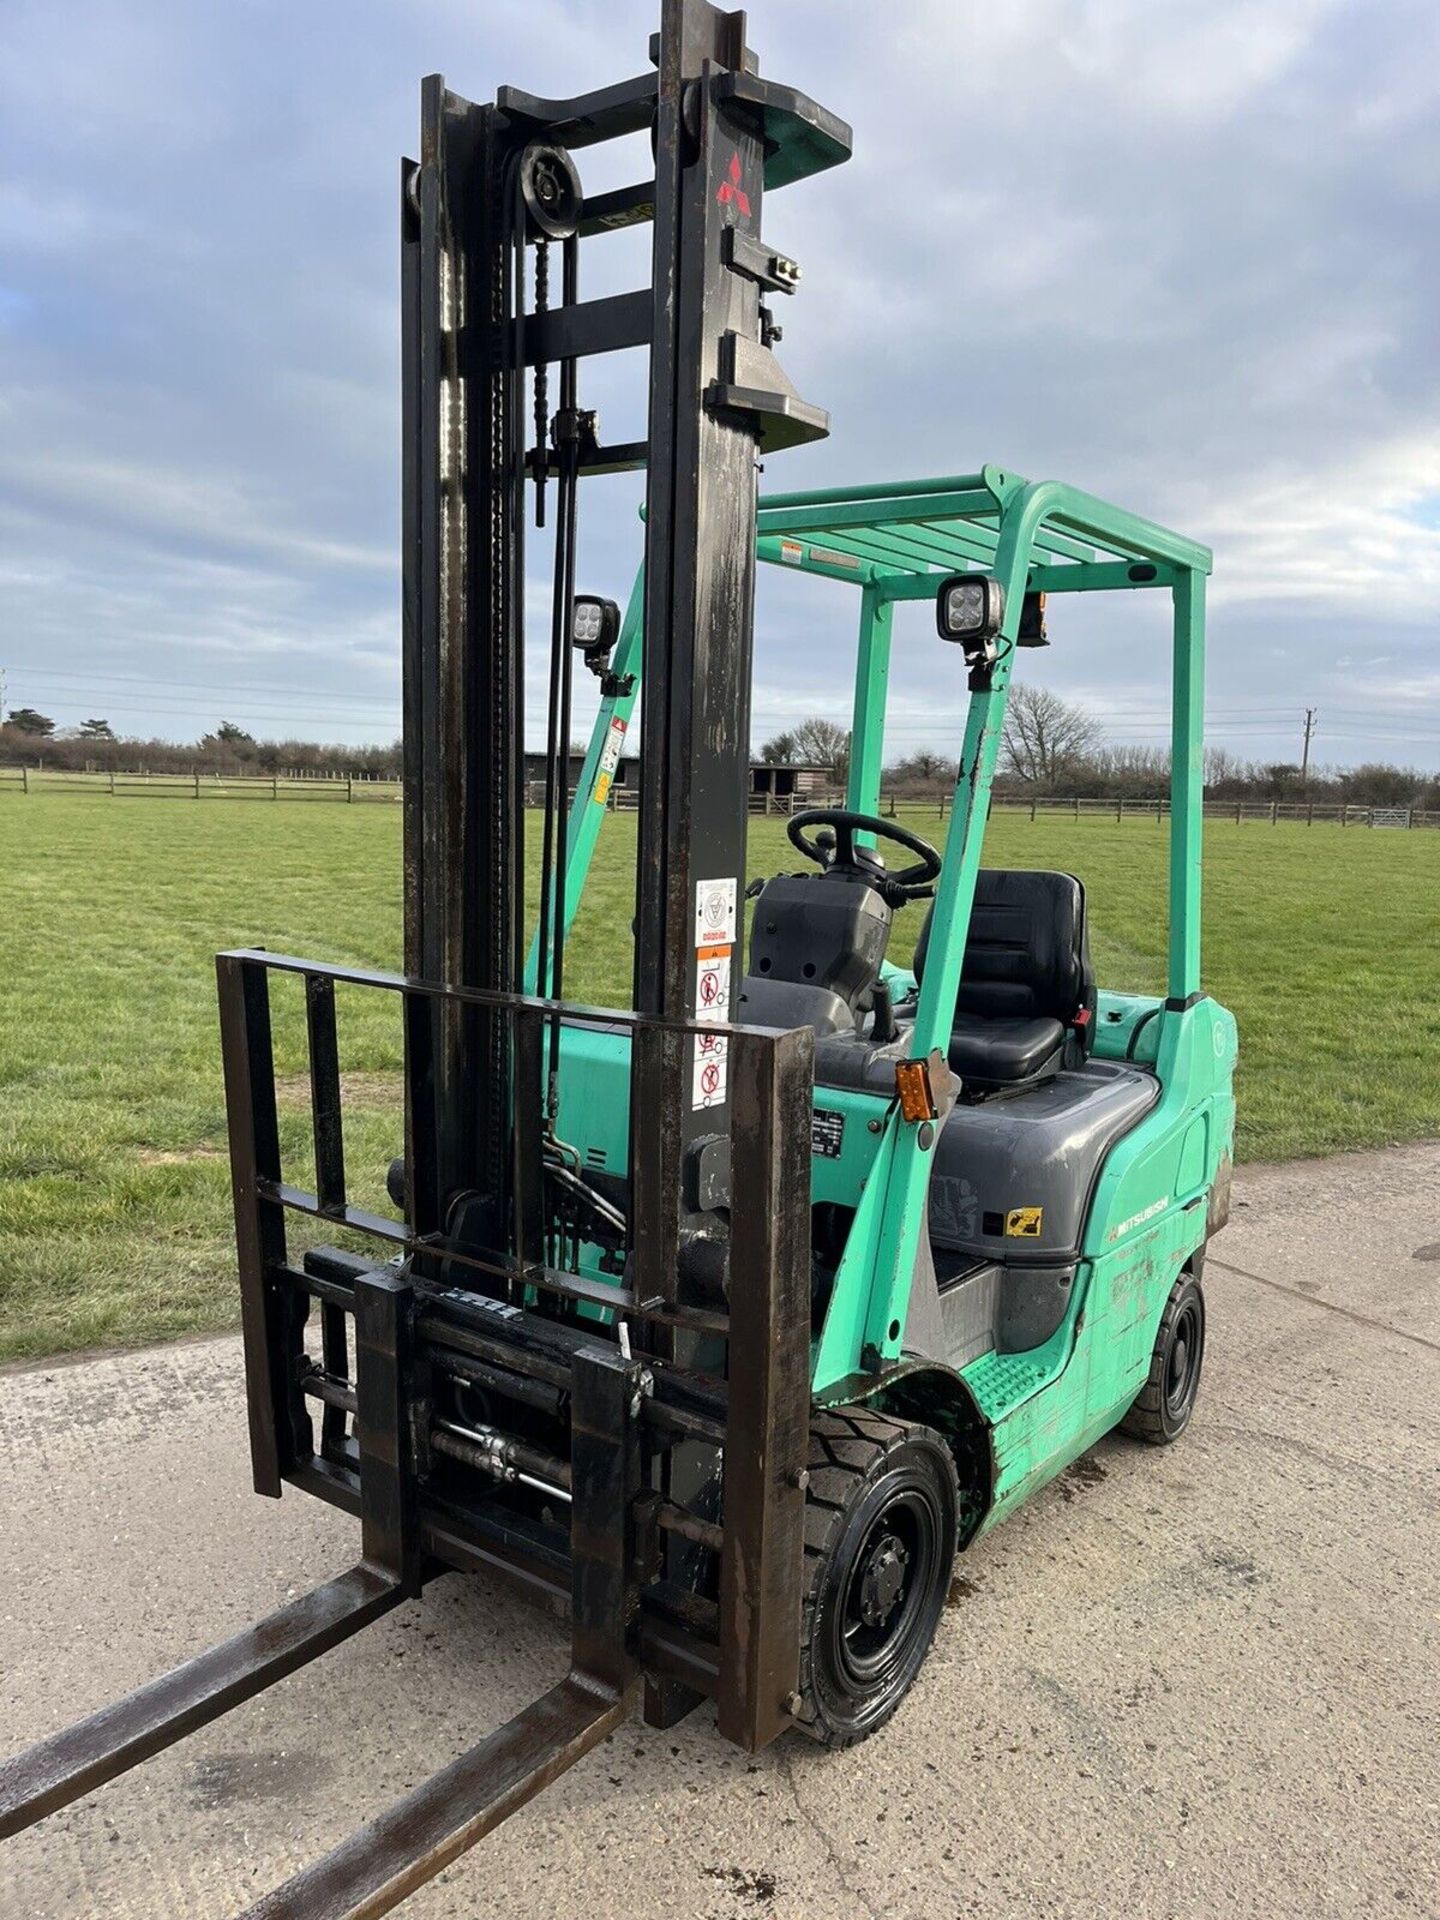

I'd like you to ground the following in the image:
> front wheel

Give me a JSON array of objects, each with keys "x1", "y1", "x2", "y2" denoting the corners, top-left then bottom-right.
[
  {"x1": 1121, "y1": 1270, "x2": 1206, "y2": 1445},
  {"x1": 795, "y1": 1408, "x2": 958, "y2": 1749}
]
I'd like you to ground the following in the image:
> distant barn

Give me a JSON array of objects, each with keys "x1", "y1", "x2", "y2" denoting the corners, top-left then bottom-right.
[
  {"x1": 522, "y1": 752, "x2": 834, "y2": 807},
  {"x1": 748, "y1": 761, "x2": 833, "y2": 800},
  {"x1": 522, "y1": 749, "x2": 638, "y2": 801}
]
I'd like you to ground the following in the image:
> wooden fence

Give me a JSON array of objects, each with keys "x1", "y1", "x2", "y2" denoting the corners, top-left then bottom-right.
[
  {"x1": 0, "y1": 766, "x2": 401, "y2": 803},
  {"x1": 2, "y1": 765, "x2": 1435, "y2": 829},
  {"x1": 975, "y1": 796, "x2": 1439, "y2": 828}
]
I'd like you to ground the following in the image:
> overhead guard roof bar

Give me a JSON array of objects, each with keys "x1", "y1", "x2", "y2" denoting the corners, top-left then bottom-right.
[
  {"x1": 757, "y1": 513, "x2": 1095, "y2": 574},
  {"x1": 755, "y1": 465, "x2": 1211, "y2": 595}
]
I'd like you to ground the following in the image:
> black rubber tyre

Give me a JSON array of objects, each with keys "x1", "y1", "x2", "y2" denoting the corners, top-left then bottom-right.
[
  {"x1": 1121, "y1": 1270, "x2": 1206, "y2": 1445},
  {"x1": 795, "y1": 1407, "x2": 958, "y2": 1749}
]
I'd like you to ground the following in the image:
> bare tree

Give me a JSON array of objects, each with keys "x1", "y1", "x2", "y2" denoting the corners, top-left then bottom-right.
[
  {"x1": 1203, "y1": 744, "x2": 1242, "y2": 792},
  {"x1": 886, "y1": 748, "x2": 956, "y2": 790},
  {"x1": 759, "y1": 717, "x2": 851, "y2": 781},
  {"x1": 789, "y1": 716, "x2": 851, "y2": 779},
  {"x1": 1000, "y1": 684, "x2": 1101, "y2": 788},
  {"x1": 1089, "y1": 744, "x2": 1170, "y2": 798}
]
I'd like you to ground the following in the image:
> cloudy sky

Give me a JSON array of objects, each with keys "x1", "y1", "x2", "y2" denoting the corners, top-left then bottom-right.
[{"x1": 3, "y1": 0, "x2": 1439, "y2": 772}]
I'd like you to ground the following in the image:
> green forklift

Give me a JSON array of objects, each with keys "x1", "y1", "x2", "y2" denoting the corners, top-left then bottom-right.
[
  {"x1": 543, "y1": 459, "x2": 1237, "y2": 1748},
  {"x1": 0, "y1": 4, "x2": 1235, "y2": 1911}
]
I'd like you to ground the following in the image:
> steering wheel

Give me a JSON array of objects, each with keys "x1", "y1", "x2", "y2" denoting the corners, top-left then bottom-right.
[{"x1": 786, "y1": 808, "x2": 942, "y2": 903}]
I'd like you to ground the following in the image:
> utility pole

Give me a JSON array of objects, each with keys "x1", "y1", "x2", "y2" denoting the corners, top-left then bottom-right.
[
  {"x1": 1300, "y1": 707, "x2": 1317, "y2": 786},
  {"x1": 0, "y1": 666, "x2": 7, "y2": 726}
]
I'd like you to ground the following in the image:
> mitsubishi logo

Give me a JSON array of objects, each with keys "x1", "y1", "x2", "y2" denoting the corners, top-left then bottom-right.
[{"x1": 716, "y1": 150, "x2": 751, "y2": 218}]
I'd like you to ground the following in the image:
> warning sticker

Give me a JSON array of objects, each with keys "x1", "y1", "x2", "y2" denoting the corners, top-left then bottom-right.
[
  {"x1": 692, "y1": 1030, "x2": 729, "y2": 1109},
  {"x1": 695, "y1": 948, "x2": 732, "y2": 1022},
  {"x1": 779, "y1": 539, "x2": 804, "y2": 565},
  {"x1": 692, "y1": 879, "x2": 737, "y2": 1109},
  {"x1": 807, "y1": 544, "x2": 863, "y2": 571},
  {"x1": 599, "y1": 717, "x2": 627, "y2": 775},
  {"x1": 593, "y1": 717, "x2": 627, "y2": 807},
  {"x1": 694, "y1": 877, "x2": 737, "y2": 950},
  {"x1": 1005, "y1": 1206, "x2": 1044, "y2": 1238}
]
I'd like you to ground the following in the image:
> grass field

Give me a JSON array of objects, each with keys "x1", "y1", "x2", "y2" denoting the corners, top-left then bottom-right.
[{"x1": 2, "y1": 795, "x2": 1437, "y2": 1362}]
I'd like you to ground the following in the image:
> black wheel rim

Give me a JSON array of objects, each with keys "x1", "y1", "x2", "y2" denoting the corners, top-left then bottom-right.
[
  {"x1": 832, "y1": 1486, "x2": 941, "y2": 1692},
  {"x1": 1164, "y1": 1296, "x2": 1203, "y2": 1422}
]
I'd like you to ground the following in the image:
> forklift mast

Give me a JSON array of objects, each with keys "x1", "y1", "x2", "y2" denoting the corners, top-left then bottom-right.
[{"x1": 403, "y1": 4, "x2": 847, "y2": 1287}]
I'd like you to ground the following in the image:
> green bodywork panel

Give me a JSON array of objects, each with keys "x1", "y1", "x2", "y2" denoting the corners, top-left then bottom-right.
[
  {"x1": 967, "y1": 994, "x2": 1235, "y2": 1529},
  {"x1": 539, "y1": 463, "x2": 1236, "y2": 1538}
]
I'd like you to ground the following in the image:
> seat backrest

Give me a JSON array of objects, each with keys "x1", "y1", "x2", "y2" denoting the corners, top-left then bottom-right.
[{"x1": 911, "y1": 869, "x2": 1095, "y2": 1025}]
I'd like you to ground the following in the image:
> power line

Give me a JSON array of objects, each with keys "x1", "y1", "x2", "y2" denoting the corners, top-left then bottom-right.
[
  {"x1": 30, "y1": 666, "x2": 1436, "y2": 729},
  {"x1": 21, "y1": 671, "x2": 1432, "y2": 740},
  {"x1": 12, "y1": 700, "x2": 401, "y2": 728},
  {"x1": 8, "y1": 681, "x2": 399, "y2": 721},
  {"x1": 9, "y1": 675, "x2": 1434, "y2": 758},
  {"x1": 5, "y1": 663, "x2": 400, "y2": 706}
]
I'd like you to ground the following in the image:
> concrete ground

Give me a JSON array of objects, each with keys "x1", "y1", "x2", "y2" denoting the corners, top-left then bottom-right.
[{"x1": 3, "y1": 1144, "x2": 1438, "y2": 1920}]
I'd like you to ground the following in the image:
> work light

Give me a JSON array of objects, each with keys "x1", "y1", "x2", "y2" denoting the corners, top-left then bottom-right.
[
  {"x1": 936, "y1": 574, "x2": 1005, "y2": 647},
  {"x1": 571, "y1": 595, "x2": 620, "y2": 656}
]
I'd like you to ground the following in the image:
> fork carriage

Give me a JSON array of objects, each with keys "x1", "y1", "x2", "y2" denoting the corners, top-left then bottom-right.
[{"x1": 218, "y1": 948, "x2": 816, "y2": 1759}]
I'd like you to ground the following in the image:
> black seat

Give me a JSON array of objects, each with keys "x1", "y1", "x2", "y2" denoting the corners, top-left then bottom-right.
[{"x1": 911, "y1": 869, "x2": 1096, "y2": 1094}]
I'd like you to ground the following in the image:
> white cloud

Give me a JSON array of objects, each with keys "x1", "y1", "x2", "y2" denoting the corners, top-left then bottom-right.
[
  {"x1": 1187, "y1": 429, "x2": 1440, "y2": 613},
  {"x1": 0, "y1": 0, "x2": 1436, "y2": 768}
]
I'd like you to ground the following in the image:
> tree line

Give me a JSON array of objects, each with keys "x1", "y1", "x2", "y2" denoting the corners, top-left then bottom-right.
[
  {"x1": 0, "y1": 713, "x2": 403, "y2": 780},
  {"x1": 756, "y1": 686, "x2": 1440, "y2": 810},
  {"x1": 6, "y1": 685, "x2": 1436, "y2": 809}
]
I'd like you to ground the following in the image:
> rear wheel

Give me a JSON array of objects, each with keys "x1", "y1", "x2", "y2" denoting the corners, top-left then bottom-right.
[
  {"x1": 795, "y1": 1408, "x2": 958, "y2": 1749},
  {"x1": 1121, "y1": 1270, "x2": 1205, "y2": 1444}
]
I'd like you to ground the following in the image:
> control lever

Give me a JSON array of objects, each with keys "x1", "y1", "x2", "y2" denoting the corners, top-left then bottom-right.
[{"x1": 870, "y1": 980, "x2": 899, "y2": 1045}]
